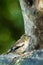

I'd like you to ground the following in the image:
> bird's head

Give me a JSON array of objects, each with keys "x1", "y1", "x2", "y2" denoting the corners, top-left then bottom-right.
[{"x1": 21, "y1": 34, "x2": 31, "y2": 41}]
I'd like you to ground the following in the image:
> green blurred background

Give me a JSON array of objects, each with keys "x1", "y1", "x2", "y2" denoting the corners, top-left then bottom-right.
[{"x1": 0, "y1": 0, "x2": 24, "y2": 54}]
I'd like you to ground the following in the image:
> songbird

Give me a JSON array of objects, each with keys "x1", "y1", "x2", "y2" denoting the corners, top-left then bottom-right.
[{"x1": 6, "y1": 34, "x2": 31, "y2": 54}]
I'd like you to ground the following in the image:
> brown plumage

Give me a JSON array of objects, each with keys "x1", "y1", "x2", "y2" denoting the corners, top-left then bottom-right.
[{"x1": 6, "y1": 34, "x2": 31, "y2": 54}]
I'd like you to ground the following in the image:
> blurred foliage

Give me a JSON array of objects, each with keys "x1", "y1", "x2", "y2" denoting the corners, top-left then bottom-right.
[{"x1": 0, "y1": 0, "x2": 24, "y2": 54}]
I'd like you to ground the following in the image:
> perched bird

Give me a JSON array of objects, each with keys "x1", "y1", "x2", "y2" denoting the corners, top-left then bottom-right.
[{"x1": 6, "y1": 34, "x2": 31, "y2": 54}]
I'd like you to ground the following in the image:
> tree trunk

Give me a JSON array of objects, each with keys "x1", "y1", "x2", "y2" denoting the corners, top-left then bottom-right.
[{"x1": 19, "y1": 0, "x2": 43, "y2": 50}]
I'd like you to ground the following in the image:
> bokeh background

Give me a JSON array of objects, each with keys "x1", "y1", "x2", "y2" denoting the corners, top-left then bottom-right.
[{"x1": 0, "y1": 0, "x2": 24, "y2": 54}]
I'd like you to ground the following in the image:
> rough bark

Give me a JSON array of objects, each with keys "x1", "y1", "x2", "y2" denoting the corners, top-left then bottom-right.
[{"x1": 19, "y1": 0, "x2": 43, "y2": 50}]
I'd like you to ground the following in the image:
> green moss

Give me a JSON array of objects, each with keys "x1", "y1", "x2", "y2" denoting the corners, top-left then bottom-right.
[{"x1": 0, "y1": 0, "x2": 24, "y2": 54}]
